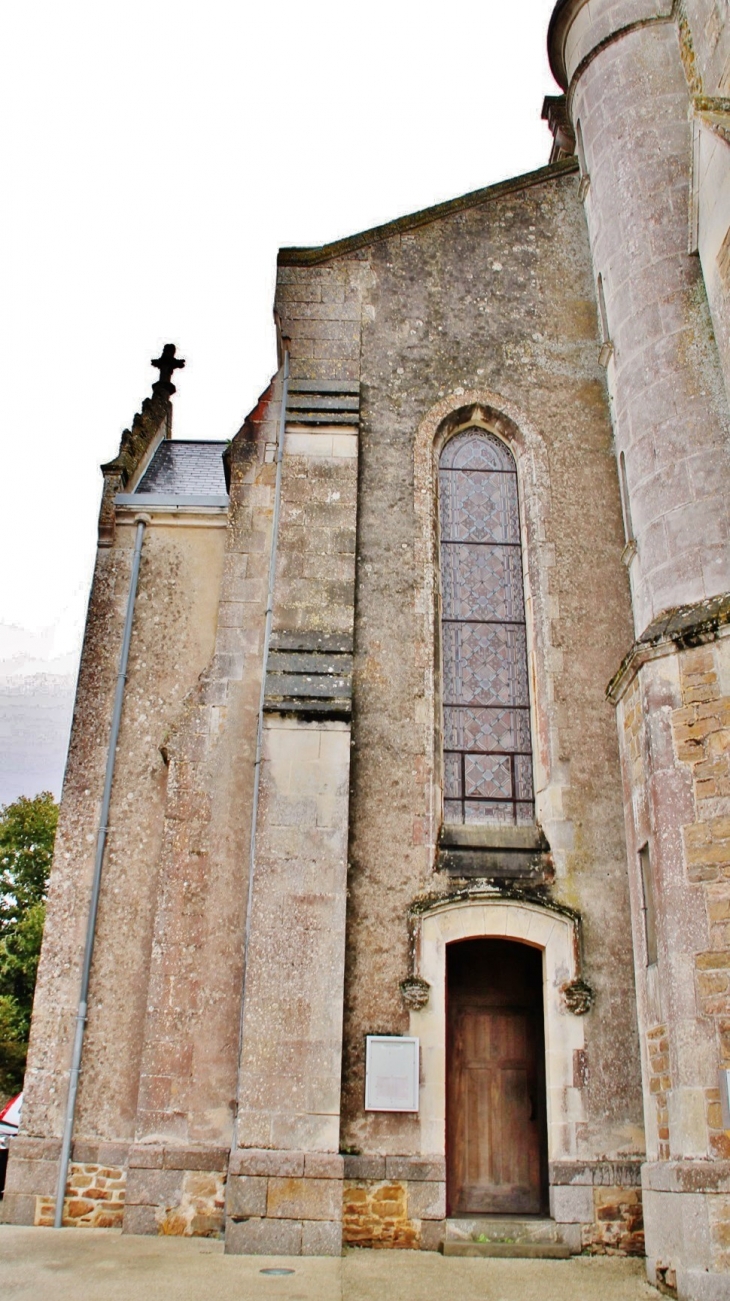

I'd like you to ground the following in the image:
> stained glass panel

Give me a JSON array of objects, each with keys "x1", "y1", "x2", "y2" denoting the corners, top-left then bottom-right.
[
  {"x1": 439, "y1": 428, "x2": 534, "y2": 825},
  {"x1": 441, "y1": 544, "x2": 525, "y2": 622},
  {"x1": 440, "y1": 472, "x2": 520, "y2": 545},
  {"x1": 442, "y1": 623, "x2": 529, "y2": 707}
]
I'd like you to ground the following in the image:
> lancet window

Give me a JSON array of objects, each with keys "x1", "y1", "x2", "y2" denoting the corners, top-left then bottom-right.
[{"x1": 439, "y1": 428, "x2": 534, "y2": 825}]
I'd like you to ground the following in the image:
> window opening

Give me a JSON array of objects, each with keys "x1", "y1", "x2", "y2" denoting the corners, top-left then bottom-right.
[
  {"x1": 597, "y1": 274, "x2": 610, "y2": 342},
  {"x1": 439, "y1": 428, "x2": 534, "y2": 825},
  {"x1": 576, "y1": 120, "x2": 590, "y2": 199},
  {"x1": 639, "y1": 843, "x2": 658, "y2": 967},
  {"x1": 597, "y1": 274, "x2": 614, "y2": 367},
  {"x1": 576, "y1": 119, "x2": 587, "y2": 175},
  {"x1": 619, "y1": 451, "x2": 634, "y2": 544}
]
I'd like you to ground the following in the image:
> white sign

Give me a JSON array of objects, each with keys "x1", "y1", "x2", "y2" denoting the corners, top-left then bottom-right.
[{"x1": 365, "y1": 1036, "x2": 419, "y2": 1112}]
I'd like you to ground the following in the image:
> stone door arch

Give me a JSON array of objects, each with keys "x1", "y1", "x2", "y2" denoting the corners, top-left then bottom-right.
[{"x1": 409, "y1": 897, "x2": 587, "y2": 1162}]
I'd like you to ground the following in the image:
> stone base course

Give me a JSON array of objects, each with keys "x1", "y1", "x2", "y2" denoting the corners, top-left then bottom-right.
[
  {"x1": 550, "y1": 1161, "x2": 644, "y2": 1257},
  {"x1": 122, "y1": 1145, "x2": 228, "y2": 1237},
  {"x1": 224, "y1": 1149, "x2": 344, "y2": 1256},
  {"x1": 3, "y1": 1141, "x2": 645, "y2": 1257},
  {"x1": 343, "y1": 1181, "x2": 422, "y2": 1249},
  {"x1": 35, "y1": 1162, "x2": 126, "y2": 1229},
  {"x1": 342, "y1": 1157, "x2": 643, "y2": 1255},
  {"x1": 342, "y1": 1155, "x2": 445, "y2": 1251}
]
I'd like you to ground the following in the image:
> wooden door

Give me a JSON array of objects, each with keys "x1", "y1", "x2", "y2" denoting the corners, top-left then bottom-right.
[{"x1": 446, "y1": 940, "x2": 547, "y2": 1216}]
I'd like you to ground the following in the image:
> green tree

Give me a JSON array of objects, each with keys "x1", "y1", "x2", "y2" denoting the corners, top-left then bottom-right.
[{"x1": 0, "y1": 792, "x2": 58, "y2": 1097}]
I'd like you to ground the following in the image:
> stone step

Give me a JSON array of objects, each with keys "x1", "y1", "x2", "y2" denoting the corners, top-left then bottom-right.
[
  {"x1": 443, "y1": 1216, "x2": 574, "y2": 1259},
  {"x1": 443, "y1": 1241, "x2": 572, "y2": 1258}
]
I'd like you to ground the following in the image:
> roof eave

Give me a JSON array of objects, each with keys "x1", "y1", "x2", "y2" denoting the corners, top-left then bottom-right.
[{"x1": 277, "y1": 157, "x2": 579, "y2": 268}]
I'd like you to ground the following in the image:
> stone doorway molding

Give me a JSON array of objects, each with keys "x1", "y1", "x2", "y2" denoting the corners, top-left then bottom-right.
[{"x1": 409, "y1": 896, "x2": 587, "y2": 1160}]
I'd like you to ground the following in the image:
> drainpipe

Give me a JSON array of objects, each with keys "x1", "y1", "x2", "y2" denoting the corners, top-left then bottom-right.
[
  {"x1": 54, "y1": 513, "x2": 149, "y2": 1228},
  {"x1": 232, "y1": 352, "x2": 289, "y2": 1150}
]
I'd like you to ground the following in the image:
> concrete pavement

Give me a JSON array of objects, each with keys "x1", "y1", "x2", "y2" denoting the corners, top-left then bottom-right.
[{"x1": 0, "y1": 1226, "x2": 661, "y2": 1301}]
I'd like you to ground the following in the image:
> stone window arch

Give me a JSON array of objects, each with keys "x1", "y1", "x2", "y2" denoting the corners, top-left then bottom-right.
[{"x1": 438, "y1": 427, "x2": 534, "y2": 825}]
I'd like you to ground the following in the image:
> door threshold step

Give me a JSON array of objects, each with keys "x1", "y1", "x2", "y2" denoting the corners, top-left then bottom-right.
[
  {"x1": 445, "y1": 1216, "x2": 564, "y2": 1246},
  {"x1": 444, "y1": 1216, "x2": 574, "y2": 1256},
  {"x1": 443, "y1": 1242, "x2": 571, "y2": 1259}
]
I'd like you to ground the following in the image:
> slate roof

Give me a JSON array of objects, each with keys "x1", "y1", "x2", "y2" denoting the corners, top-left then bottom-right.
[{"x1": 135, "y1": 441, "x2": 228, "y2": 497}]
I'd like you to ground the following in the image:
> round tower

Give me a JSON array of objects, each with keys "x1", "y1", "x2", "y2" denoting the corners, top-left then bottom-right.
[
  {"x1": 550, "y1": 0, "x2": 730, "y2": 637},
  {"x1": 550, "y1": 5, "x2": 730, "y2": 1300}
]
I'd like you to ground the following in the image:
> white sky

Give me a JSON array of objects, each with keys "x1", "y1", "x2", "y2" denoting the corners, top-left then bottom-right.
[{"x1": 1, "y1": 0, "x2": 559, "y2": 665}]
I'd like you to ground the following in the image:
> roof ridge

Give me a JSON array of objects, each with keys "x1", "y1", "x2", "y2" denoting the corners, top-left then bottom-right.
[{"x1": 278, "y1": 158, "x2": 578, "y2": 267}]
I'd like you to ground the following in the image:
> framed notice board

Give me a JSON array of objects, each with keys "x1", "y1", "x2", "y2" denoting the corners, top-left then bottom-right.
[{"x1": 364, "y1": 1035, "x2": 419, "y2": 1112}]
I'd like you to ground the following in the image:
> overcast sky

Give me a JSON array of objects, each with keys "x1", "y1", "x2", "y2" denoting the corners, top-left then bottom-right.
[{"x1": 0, "y1": 0, "x2": 559, "y2": 721}]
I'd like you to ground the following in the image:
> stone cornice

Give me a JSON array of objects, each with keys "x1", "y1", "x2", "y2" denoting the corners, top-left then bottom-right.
[
  {"x1": 97, "y1": 390, "x2": 172, "y2": 546},
  {"x1": 548, "y1": 0, "x2": 590, "y2": 88},
  {"x1": 606, "y1": 593, "x2": 730, "y2": 704},
  {"x1": 693, "y1": 96, "x2": 730, "y2": 145},
  {"x1": 548, "y1": 0, "x2": 675, "y2": 93}
]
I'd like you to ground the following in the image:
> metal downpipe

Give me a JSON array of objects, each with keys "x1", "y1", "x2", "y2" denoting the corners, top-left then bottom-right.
[{"x1": 54, "y1": 514, "x2": 148, "y2": 1228}]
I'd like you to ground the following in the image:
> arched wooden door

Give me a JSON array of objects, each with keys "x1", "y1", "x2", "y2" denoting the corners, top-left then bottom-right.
[{"x1": 446, "y1": 938, "x2": 548, "y2": 1216}]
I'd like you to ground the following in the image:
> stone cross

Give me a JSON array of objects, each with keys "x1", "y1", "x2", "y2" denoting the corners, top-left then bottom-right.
[{"x1": 151, "y1": 343, "x2": 185, "y2": 392}]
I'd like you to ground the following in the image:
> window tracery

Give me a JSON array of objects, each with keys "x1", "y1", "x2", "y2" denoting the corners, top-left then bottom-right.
[{"x1": 439, "y1": 428, "x2": 534, "y2": 825}]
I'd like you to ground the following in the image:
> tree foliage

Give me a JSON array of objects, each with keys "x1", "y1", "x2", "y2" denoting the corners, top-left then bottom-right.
[{"x1": 0, "y1": 792, "x2": 58, "y2": 1096}]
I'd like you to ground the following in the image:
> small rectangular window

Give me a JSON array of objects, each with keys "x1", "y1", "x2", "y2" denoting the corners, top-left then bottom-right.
[{"x1": 639, "y1": 843, "x2": 658, "y2": 967}]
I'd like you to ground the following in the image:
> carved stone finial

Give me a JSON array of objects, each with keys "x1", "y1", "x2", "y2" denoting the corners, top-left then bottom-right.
[
  {"x1": 561, "y1": 978, "x2": 595, "y2": 1015},
  {"x1": 151, "y1": 343, "x2": 185, "y2": 394},
  {"x1": 400, "y1": 977, "x2": 430, "y2": 1011}
]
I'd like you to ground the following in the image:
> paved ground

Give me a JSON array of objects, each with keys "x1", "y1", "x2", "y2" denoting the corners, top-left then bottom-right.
[{"x1": 0, "y1": 1226, "x2": 662, "y2": 1301}]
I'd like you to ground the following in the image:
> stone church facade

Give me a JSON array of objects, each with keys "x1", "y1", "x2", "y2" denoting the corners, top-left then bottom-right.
[{"x1": 4, "y1": 2, "x2": 730, "y2": 1297}]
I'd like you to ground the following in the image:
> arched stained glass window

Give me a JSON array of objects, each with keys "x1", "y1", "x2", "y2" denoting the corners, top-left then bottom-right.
[{"x1": 439, "y1": 429, "x2": 534, "y2": 825}]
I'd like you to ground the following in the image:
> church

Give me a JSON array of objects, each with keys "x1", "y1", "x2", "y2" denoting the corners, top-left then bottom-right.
[{"x1": 4, "y1": 2, "x2": 730, "y2": 1298}]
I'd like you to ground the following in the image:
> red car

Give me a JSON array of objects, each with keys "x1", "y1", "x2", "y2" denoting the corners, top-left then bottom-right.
[{"x1": 0, "y1": 1093, "x2": 22, "y2": 1197}]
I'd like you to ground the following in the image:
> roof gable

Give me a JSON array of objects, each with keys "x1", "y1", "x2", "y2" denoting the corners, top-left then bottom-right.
[{"x1": 278, "y1": 158, "x2": 578, "y2": 267}]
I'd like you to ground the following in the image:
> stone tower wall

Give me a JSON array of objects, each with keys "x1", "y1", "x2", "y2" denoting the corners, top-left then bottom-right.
[
  {"x1": 552, "y1": 1, "x2": 730, "y2": 1295},
  {"x1": 556, "y1": 0, "x2": 730, "y2": 635}
]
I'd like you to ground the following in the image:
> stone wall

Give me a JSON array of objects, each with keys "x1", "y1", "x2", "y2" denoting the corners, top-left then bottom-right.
[
  {"x1": 226, "y1": 1151, "x2": 343, "y2": 1256},
  {"x1": 342, "y1": 1156, "x2": 444, "y2": 1251},
  {"x1": 2, "y1": 378, "x2": 282, "y2": 1229},
  {"x1": 341, "y1": 1157, "x2": 643, "y2": 1255},
  {"x1": 613, "y1": 623, "x2": 730, "y2": 1294},
  {"x1": 295, "y1": 167, "x2": 642, "y2": 1165},
  {"x1": 675, "y1": 640, "x2": 730, "y2": 1170},
  {"x1": 224, "y1": 255, "x2": 364, "y2": 1255},
  {"x1": 624, "y1": 627, "x2": 730, "y2": 1134},
  {"x1": 268, "y1": 150, "x2": 644, "y2": 1250},
  {"x1": 35, "y1": 1160, "x2": 126, "y2": 1229},
  {"x1": 123, "y1": 1144, "x2": 227, "y2": 1236},
  {"x1": 549, "y1": 1162, "x2": 644, "y2": 1256},
  {"x1": 684, "y1": 0, "x2": 730, "y2": 97}
]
